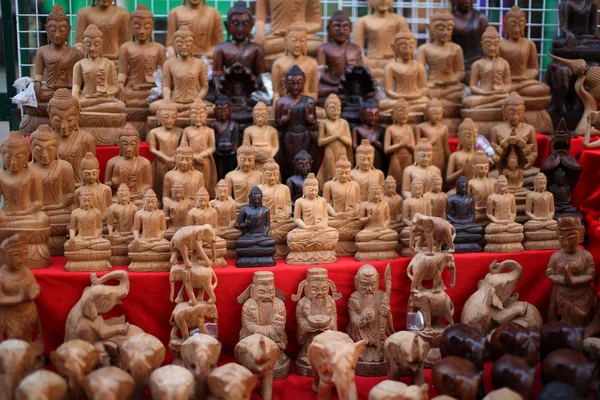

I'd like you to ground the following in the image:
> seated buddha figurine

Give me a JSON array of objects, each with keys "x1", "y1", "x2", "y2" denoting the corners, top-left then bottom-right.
[
  {"x1": 417, "y1": 9, "x2": 465, "y2": 116},
  {"x1": 401, "y1": 139, "x2": 441, "y2": 199},
  {"x1": 379, "y1": 28, "x2": 430, "y2": 115},
  {"x1": 162, "y1": 144, "x2": 205, "y2": 208},
  {"x1": 128, "y1": 190, "x2": 172, "y2": 272},
  {"x1": 524, "y1": 173, "x2": 560, "y2": 250},
  {"x1": 468, "y1": 150, "x2": 497, "y2": 225},
  {"x1": 106, "y1": 184, "x2": 138, "y2": 265},
  {"x1": 355, "y1": 183, "x2": 399, "y2": 261},
  {"x1": 149, "y1": 26, "x2": 209, "y2": 117},
  {"x1": 0, "y1": 131, "x2": 51, "y2": 269},
  {"x1": 382, "y1": 176, "x2": 403, "y2": 232},
  {"x1": 117, "y1": 5, "x2": 166, "y2": 109},
  {"x1": 186, "y1": 187, "x2": 227, "y2": 267},
  {"x1": 323, "y1": 156, "x2": 362, "y2": 257},
  {"x1": 352, "y1": 100, "x2": 386, "y2": 171},
  {"x1": 64, "y1": 190, "x2": 112, "y2": 272},
  {"x1": 286, "y1": 173, "x2": 339, "y2": 265},
  {"x1": 317, "y1": 10, "x2": 362, "y2": 100},
  {"x1": 384, "y1": 99, "x2": 415, "y2": 190},
  {"x1": 400, "y1": 179, "x2": 432, "y2": 257},
  {"x1": 451, "y1": 0, "x2": 489, "y2": 84},
  {"x1": 446, "y1": 118, "x2": 478, "y2": 185},
  {"x1": 243, "y1": 102, "x2": 279, "y2": 172},
  {"x1": 424, "y1": 175, "x2": 448, "y2": 219},
  {"x1": 210, "y1": 179, "x2": 242, "y2": 259},
  {"x1": 181, "y1": 98, "x2": 217, "y2": 198},
  {"x1": 548, "y1": 167, "x2": 582, "y2": 219},
  {"x1": 254, "y1": 0, "x2": 323, "y2": 61},
  {"x1": 236, "y1": 187, "x2": 277, "y2": 267},
  {"x1": 224, "y1": 141, "x2": 264, "y2": 211},
  {"x1": 502, "y1": 149, "x2": 531, "y2": 223},
  {"x1": 353, "y1": 0, "x2": 408, "y2": 79},
  {"x1": 447, "y1": 176, "x2": 484, "y2": 253},
  {"x1": 104, "y1": 124, "x2": 152, "y2": 208},
  {"x1": 166, "y1": 0, "x2": 223, "y2": 60},
  {"x1": 352, "y1": 140, "x2": 385, "y2": 202},
  {"x1": 257, "y1": 159, "x2": 296, "y2": 258},
  {"x1": 29, "y1": 125, "x2": 75, "y2": 256},
  {"x1": 74, "y1": 153, "x2": 112, "y2": 228},
  {"x1": 272, "y1": 25, "x2": 319, "y2": 104},
  {"x1": 287, "y1": 150, "x2": 313, "y2": 204},
  {"x1": 164, "y1": 182, "x2": 194, "y2": 240},
  {"x1": 415, "y1": 99, "x2": 451, "y2": 174},
  {"x1": 484, "y1": 175, "x2": 524, "y2": 253}
]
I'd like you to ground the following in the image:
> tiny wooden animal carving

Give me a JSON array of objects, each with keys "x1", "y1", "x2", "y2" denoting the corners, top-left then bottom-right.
[
  {"x1": 541, "y1": 321, "x2": 583, "y2": 360},
  {"x1": 440, "y1": 324, "x2": 487, "y2": 371},
  {"x1": 432, "y1": 356, "x2": 482, "y2": 400},
  {"x1": 368, "y1": 380, "x2": 428, "y2": 400},
  {"x1": 181, "y1": 334, "x2": 222, "y2": 400},
  {"x1": 542, "y1": 349, "x2": 593, "y2": 396},
  {"x1": 490, "y1": 321, "x2": 540, "y2": 367},
  {"x1": 208, "y1": 363, "x2": 258, "y2": 400},
  {"x1": 408, "y1": 290, "x2": 455, "y2": 330},
  {"x1": 51, "y1": 339, "x2": 99, "y2": 398},
  {"x1": 0, "y1": 340, "x2": 36, "y2": 400},
  {"x1": 118, "y1": 333, "x2": 166, "y2": 400},
  {"x1": 408, "y1": 213, "x2": 456, "y2": 255},
  {"x1": 234, "y1": 334, "x2": 280, "y2": 400},
  {"x1": 491, "y1": 354, "x2": 535, "y2": 399},
  {"x1": 384, "y1": 331, "x2": 430, "y2": 385},
  {"x1": 407, "y1": 252, "x2": 456, "y2": 293},
  {"x1": 82, "y1": 367, "x2": 135, "y2": 400},
  {"x1": 148, "y1": 365, "x2": 195, "y2": 400},
  {"x1": 170, "y1": 302, "x2": 218, "y2": 340},
  {"x1": 15, "y1": 370, "x2": 68, "y2": 400},
  {"x1": 169, "y1": 263, "x2": 218, "y2": 306}
]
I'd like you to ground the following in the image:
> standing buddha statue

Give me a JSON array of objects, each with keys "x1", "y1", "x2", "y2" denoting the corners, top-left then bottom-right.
[{"x1": 451, "y1": 0, "x2": 488, "y2": 84}]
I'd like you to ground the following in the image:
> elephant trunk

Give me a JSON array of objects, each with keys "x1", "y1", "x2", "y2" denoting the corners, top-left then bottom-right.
[
  {"x1": 449, "y1": 263, "x2": 456, "y2": 289},
  {"x1": 129, "y1": 358, "x2": 152, "y2": 397}
]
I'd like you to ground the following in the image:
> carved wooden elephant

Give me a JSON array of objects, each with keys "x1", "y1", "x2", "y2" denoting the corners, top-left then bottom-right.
[
  {"x1": 0, "y1": 340, "x2": 37, "y2": 400},
  {"x1": 118, "y1": 333, "x2": 165, "y2": 400},
  {"x1": 542, "y1": 349, "x2": 593, "y2": 396},
  {"x1": 50, "y1": 339, "x2": 99, "y2": 399},
  {"x1": 82, "y1": 366, "x2": 135, "y2": 400},
  {"x1": 407, "y1": 252, "x2": 455, "y2": 293},
  {"x1": 15, "y1": 370, "x2": 67, "y2": 400},
  {"x1": 432, "y1": 356, "x2": 482, "y2": 400},
  {"x1": 308, "y1": 330, "x2": 366, "y2": 400},
  {"x1": 408, "y1": 290, "x2": 454, "y2": 329},
  {"x1": 409, "y1": 213, "x2": 456, "y2": 255},
  {"x1": 440, "y1": 324, "x2": 487, "y2": 371},
  {"x1": 235, "y1": 334, "x2": 280, "y2": 400},
  {"x1": 368, "y1": 380, "x2": 428, "y2": 400},
  {"x1": 491, "y1": 354, "x2": 535, "y2": 399},
  {"x1": 169, "y1": 263, "x2": 218, "y2": 305},
  {"x1": 208, "y1": 363, "x2": 258, "y2": 400},
  {"x1": 148, "y1": 365, "x2": 194, "y2": 400},
  {"x1": 181, "y1": 334, "x2": 222, "y2": 400},
  {"x1": 169, "y1": 302, "x2": 219, "y2": 340},
  {"x1": 490, "y1": 321, "x2": 540, "y2": 367},
  {"x1": 541, "y1": 320, "x2": 583, "y2": 360},
  {"x1": 384, "y1": 331, "x2": 430, "y2": 385}
]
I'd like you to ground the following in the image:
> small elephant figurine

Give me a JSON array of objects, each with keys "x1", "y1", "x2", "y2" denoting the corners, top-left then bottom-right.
[
  {"x1": 0, "y1": 340, "x2": 37, "y2": 400},
  {"x1": 82, "y1": 366, "x2": 135, "y2": 400},
  {"x1": 440, "y1": 324, "x2": 487, "y2": 371},
  {"x1": 384, "y1": 331, "x2": 430, "y2": 385},
  {"x1": 407, "y1": 252, "x2": 456, "y2": 293},
  {"x1": 15, "y1": 370, "x2": 67, "y2": 400},
  {"x1": 542, "y1": 349, "x2": 593, "y2": 397},
  {"x1": 51, "y1": 339, "x2": 99, "y2": 398},
  {"x1": 234, "y1": 334, "x2": 280, "y2": 400},
  {"x1": 541, "y1": 320, "x2": 583, "y2": 360},
  {"x1": 368, "y1": 380, "x2": 428, "y2": 400},
  {"x1": 432, "y1": 356, "x2": 482, "y2": 400},
  {"x1": 208, "y1": 363, "x2": 258, "y2": 400},
  {"x1": 583, "y1": 337, "x2": 600, "y2": 399},
  {"x1": 408, "y1": 213, "x2": 456, "y2": 255},
  {"x1": 490, "y1": 321, "x2": 540, "y2": 367},
  {"x1": 118, "y1": 333, "x2": 166, "y2": 400},
  {"x1": 308, "y1": 330, "x2": 366, "y2": 400},
  {"x1": 408, "y1": 290, "x2": 454, "y2": 330},
  {"x1": 181, "y1": 334, "x2": 222, "y2": 400},
  {"x1": 169, "y1": 263, "x2": 218, "y2": 305},
  {"x1": 491, "y1": 354, "x2": 536, "y2": 399},
  {"x1": 169, "y1": 301, "x2": 219, "y2": 340},
  {"x1": 170, "y1": 224, "x2": 218, "y2": 268},
  {"x1": 148, "y1": 365, "x2": 195, "y2": 400}
]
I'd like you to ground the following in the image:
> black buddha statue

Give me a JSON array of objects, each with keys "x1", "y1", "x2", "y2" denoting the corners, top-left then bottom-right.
[
  {"x1": 548, "y1": 168, "x2": 582, "y2": 219},
  {"x1": 447, "y1": 175, "x2": 484, "y2": 252}
]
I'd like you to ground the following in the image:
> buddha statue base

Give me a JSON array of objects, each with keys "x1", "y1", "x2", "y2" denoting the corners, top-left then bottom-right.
[
  {"x1": 273, "y1": 354, "x2": 291, "y2": 380},
  {"x1": 355, "y1": 360, "x2": 387, "y2": 377},
  {"x1": 236, "y1": 234, "x2": 277, "y2": 267},
  {"x1": 295, "y1": 358, "x2": 313, "y2": 377},
  {"x1": 355, "y1": 239, "x2": 398, "y2": 262},
  {"x1": 484, "y1": 225, "x2": 524, "y2": 253},
  {"x1": 0, "y1": 226, "x2": 51, "y2": 269},
  {"x1": 80, "y1": 112, "x2": 127, "y2": 146},
  {"x1": 523, "y1": 221, "x2": 559, "y2": 250},
  {"x1": 108, "y1": 240, "x2": 132, "y2": 266},
  {"x1": 48, "y1": 216, "x2": 70, "y2": 256},
  {"x1": 236, "y1": 254, "x2": 276, "y2": 268},
  {"x1": 286, "y1": 228, "x2": 339, "y2": 265},
  {"x1": 65, "y1": 249, "x2": 112, "y2": 272},
  {"x1": 453, "y1": 226, "x2": 484, "y2": 253},
  {"x1": 329, "y1": 217, "x2": 361, "y2": 257},
  {"x1": 128, "y1": 251, "x2": 172, "y2": 272},
  {"x1": 20, "y1": 105, "x2": 50, "y2": 135},
  {"x1": 286, "y1": 250, "x2": 337, "y2": 265}
]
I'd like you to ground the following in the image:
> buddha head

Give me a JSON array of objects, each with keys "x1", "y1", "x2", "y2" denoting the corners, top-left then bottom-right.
[
  {"x1": 173, "y1": 26, "x2": 195, "y2": 58},
  {"x1": 171, "y1": 181, "x2": 186, "y2": 202},
  {"x1": 410, "y1": 179, "x2": 424, "y2": 198},
  {"x1": 215, "y1": 96, "x2": 231, "y2": 122},
  {"x1": 457, "y1": 118, "x2": 477, "y2": 151},
  {"x1": 131, "y1": 4, "x2": 154, "y2": 43},
  {"x1": 143, "y1": 189, "x2": 159, "y2": 211},
  {"x1": 355, "y1": 139, "x2": 375, "y2": 171},
  {"x1": 557, "y1": 217, "x2": 584, "y2": 254},
  {"x1": 425, "y1": 99, "x2": 443, "y2": 124},
  {"x1": 473, "y1": 150, "x2": 490, "y2": 178},
  {"x1": 360, "y1": 99, "x2": 380, "y2": 126},
  {"x1": 81, "y1": 152, "x2": 100, "y2": 185},
  {"x1": 190, "y1": 97, "x2": 208, "y2": 127},
  {"x1": 429, "y1": 9, "x2": 454, "y2": 44},
  {"x1": 195, "y1": 187, "x2": 210, "y2": 209},
  {"x1": 452, "y1": 0, "x2": 474, "y2": 14},
  {"x1": 392, "y1": 99, "x2": 409, "y2": 125},
  {"x1": 250, "y1": 271, "x2": 276, "y2": 304},
  {"x1": 117, "y1": 184, "x2": 131, "y2": 205},
  {"x1": 392, "y1": 28, "x2": 416, "y2": 62},
  {"x1": 327, "y1": 10, "x2": 351, "y2": 45},
  {"x1": 175, "y1": 144, "x2": 194, "y2": 172},
  {"x1": 503, "y1": 92, "x2": 525, "y2": 127},
  {"x1": 285, "y1": 24, "x2": 308, "y2": 57},
  {"x1": 263, "y1": 158, "x2": 281, "y2": 186},
  {"x1": 414, "y1": 139, "x2": 433, "y2": 168},
  {"x1": 293, "y1": 150, "x2": 313, "y2": 176},
  {"x1": 302, "y1": 173, "x2": 319, "y2": 200},
  {"x1": 79, "y1": 190, "x2": 95, "y2": 211},
  {"x1": 157, "y1": 103, "x2": 178, "y2": 129},
  {"x1": 334, "y1": 156, "x2": 352, "y2": 183},
  {"x1": 30, "y1": 124, "x2": 59, "y2": 167},
  {"x1": 324, "y1": 94, "x2": 342, "y2": 121},
  {"x1": 496, "y1": 175, "x2": 509, "y2": 194},
  {"x1": 431, "y1": 174, "x2": 443, "y2": 193},
  {"x1": 481, "y1": 26, "x2": 501, "y2": 58},
  {"x1": 252, "y1": 102, "x2": 268, "y2": 127},
  {"x1": 48, "y1": 89, "x2": 81, "y2": 138},
  {"x1": 215, "y1": 179, "x2": 230, "y2": 201},
  {"x1": 45, "y1": 4, "x2": 70, "y2": 46},
  {"x1": 83, "y1": 24, "x2": 104, "y2": 59},
  {"x1": 285, "y1": 65, "x2": 306, "y2": 98},
  {"x1": 455, "y1": 175, "x2": 468, "y2": 195},
  {"x1": 384, "y1": 176, "x2": 397, "y2": 196},
  {"x1": 1, "y1": 131, "x2": 30, "y2": 174},
  {"x1": 533, "y1": 173, "x2": 548, "y2": 193},
  {"x1": 355, "y1": 264, "x2": 379, "y2": 296},
  {"x1": 226, "y1": 1, "x2": 253, "y2": 42},
  {"x1": 368, "y1": 183, "x2": 383, "y2": 203},
  {"x1": 368, "y1": 0, "x2": 392, "y2": 14},
  {"x1": 506, "y1": 148, "x2": 519, "y2": 171},
  {"x1": 119, "y1": 124, "x2": 140, "y2": 159},
  {"x1": 236, "y1": 141, "x2": 256, "y2": 172},
  {"x1": 504, "y1": 6, "x2": 526, "y2": 41},
  {"x1": 1, "y1": 233, "x2": 29, "y2": 270},
  {"x1": 249, "y1": 186, "x2": 263, "y2": 208}
]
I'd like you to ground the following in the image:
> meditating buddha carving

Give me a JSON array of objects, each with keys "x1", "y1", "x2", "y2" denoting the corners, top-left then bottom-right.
[
  {"x1": 400, "y1": 179, "x2": 432, "y2": 257},
  {"x1": 74, "y1": 153, "x2": 112, "y2": 226},
  {"x1": 225, "y1": 141, "x2": 264, "y2": 210},
  {"x1": 186, "y1": 187, "x2": 227, "y2": 267},
  {"x1": 468, "y1": 150, "x2": 496, "y2": 225},
  {"x1": 447, "y1": 175, "x2": 484, "y2": 253},
  {"x1": 384, "y1": 99, "x2": 415, "y2": 190},
  {"x1": 424, "y1": 175, "x2": 448, "y2": 219},
  {"x1": 106, "y1": 184, "x2": 138, "y2": 265},
  {"x1": 210, "y1": 179, "x2": 242, "y2": 259},
  {"x1": 286, "y1": 150, "x2": 313, "y2": 204},
  {"x1": 484, "y1": 175, "x2": 524, "y2": 253},
  {"x1": 523, "y1": 173, "x2": 559, "y2": 250},
  {"x1": 446, "y1": 118, "x2": 478, "y2": 185},
  {"x1": 451, "y1": 0, "x2": 488, "y2": 84},
  {"x1": 401, "y1": 139, "x2": 441, "y2": 199},
  {"x1": 164, "y1": 182, "x2": 194, "y2": 240},
  {"x1": 354, "y1": 0, "x2": 408, "y2": 79},
  {"x1": 162, "y1": 144, "x2": 205, "y2": 208},
  {"x1": 502, "y1": 149, "x2": 531, "y2": 223},
  {"x1": 415, "y1": 99, "x2": 451, "y2": 174},
  {"x1": 323, "y1": 156, "x2": 362, "y2": 257},
  {"x1": 243, "y1": 102, "x2": 279, "y2": 172},
  {"x1": 166, "y1": 0, "x2": 223, "y2": 60},
  {"x1": 383, "y1": 176, "x2": 403, "y2": 232},
  {"x1": 352, "y1": 140, "x2": 385, "y2": 202},
  {"x1": 236, "y1": 187, "x2": 277, "y2": 267}
]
